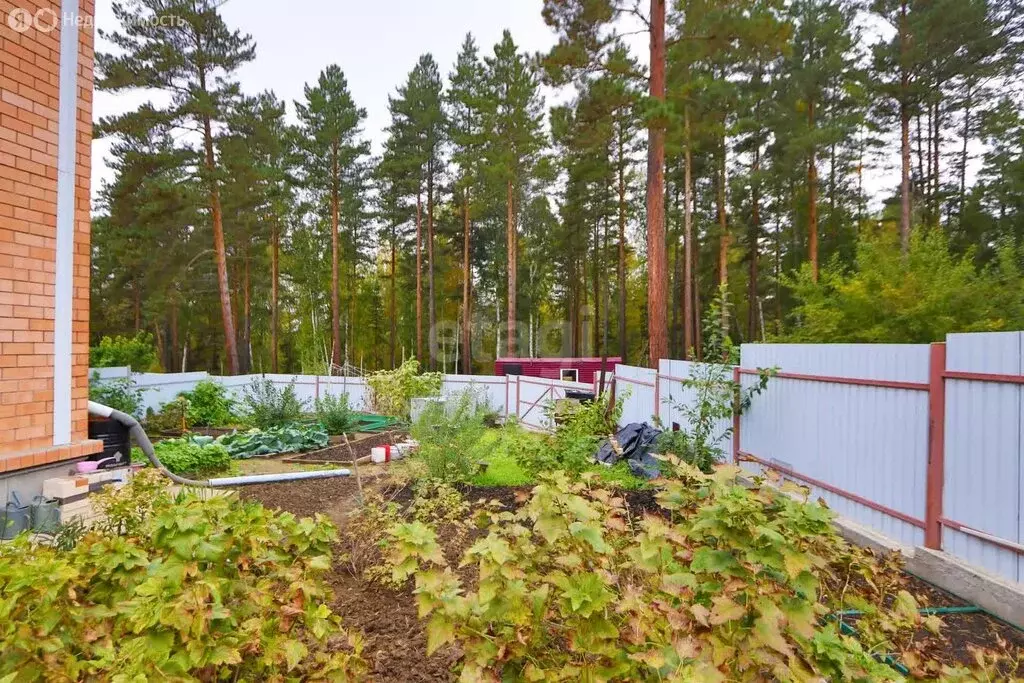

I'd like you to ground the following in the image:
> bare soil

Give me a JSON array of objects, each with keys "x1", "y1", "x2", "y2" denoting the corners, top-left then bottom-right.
[
  {"x1": 238, "y1": 474, "x2": 1024, "y2": 680},
  {"x1": 285, "y1": 431, "x2": 409, "y2": 464}
]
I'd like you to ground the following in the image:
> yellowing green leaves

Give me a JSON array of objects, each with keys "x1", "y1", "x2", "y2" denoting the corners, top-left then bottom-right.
[
  {"x1": 426, "y1": 615, "x2": 457, "y2": 655},
  {"x1": 709, "y1": 595, "x2": 746, "y2": 625},
  {"x1": 690, "y1": 547, "x2": 739, "y2": 574}
]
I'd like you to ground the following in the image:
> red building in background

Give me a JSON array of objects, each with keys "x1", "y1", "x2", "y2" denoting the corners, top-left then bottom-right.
[{"x1": 494, "y1": 357, "x2": 621, "y2": 385}]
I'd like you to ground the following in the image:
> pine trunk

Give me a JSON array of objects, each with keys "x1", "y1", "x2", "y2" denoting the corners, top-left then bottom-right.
[
  {"x1": 617, "y1": 133, "x2": 627, "y2": 363},
  {"x1": 390, "y1": 229, "x2": 397, "y2": 369},
  {"x1": 716, "y1": 135, "x2": 729, "y2": 338},
  {"x1": 682, "y1": 105, "x2": 695, "y2": 359},
  {"x1": 169, "y1": 298, "x2": 179, "y2": 373},
  {"x1": 899, "y1": 2, "x2": 912, "y2": 254},
  {"x1": 506, "y1": 179, "x2": 517, "y2": 357},
  {"x1": 202, "y1": 113, "x2": 238, "y2": 375},
  {"x1": 646, "y1": 0, "x2": 668, "y2": 367},
  {"x1": 331, "y1": 144, "x2": 341, "y2": 370},
  {"x1": 271, "y1": 221, "x2": 279, "y2": 373},
  {"x1": 748, "y1": 143, "x2": 761, "y2": 341},
  {"x1": 959, "y1": 89, "x2": 971, "y2": 216},
  {"x1": 808, "y1": 98, "x2": 819, "y2": 282},
  {"x1": 462, "y1": 193, "x2": 472, "y2": 374},
  {"x1": 427, "y1": 164, "x2": 437, "y2": 370},
  {"x1": 415, "y1": 189, "x2": 423, "y2": 363},
  {"x1": 592, "y1": 221, "x2": 600, "y2": 356},
  {"x1": 932, "y1": 97, "x2": 941, "y2": 226},
  {"x1": 240, "y1": 251, "x2": 251, "y2": 374}
]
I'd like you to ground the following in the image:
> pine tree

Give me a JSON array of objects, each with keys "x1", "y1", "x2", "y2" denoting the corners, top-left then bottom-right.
[
  {"x1": 295, "y1": 66, "x2": 370, "y2": 371},
  {"x1": 448, "y1": 34, "x2": 489, "y2": 373},
  {"x1": 483, "y1": 31, "x2": 546, "y2": 358},
  {"x1": 97, "y1": 0, "x2": 256, "y2": 373}
]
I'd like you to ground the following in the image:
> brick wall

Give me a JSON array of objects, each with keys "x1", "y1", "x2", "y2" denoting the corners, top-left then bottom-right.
[{"x1": 0, "y1": 0, "x2": 101, "y2": 470}]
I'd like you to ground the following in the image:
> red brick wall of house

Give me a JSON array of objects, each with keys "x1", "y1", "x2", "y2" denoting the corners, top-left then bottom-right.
[{"x1": 0, "y1": 0, "x2": 101, "y2": 470}]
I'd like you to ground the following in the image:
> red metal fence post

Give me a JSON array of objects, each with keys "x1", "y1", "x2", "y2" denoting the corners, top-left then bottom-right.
[
  {"x1": 925, "y1": 342, "x2": 947, "y2": 550},
  {"x1": 732, "y1": 366, "x2": 741, "y2": 465}
]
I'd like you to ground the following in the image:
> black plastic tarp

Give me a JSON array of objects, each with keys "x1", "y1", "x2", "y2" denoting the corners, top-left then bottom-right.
[{"x1": 594, "y1": 422, "x2": 663, "y2": 479}]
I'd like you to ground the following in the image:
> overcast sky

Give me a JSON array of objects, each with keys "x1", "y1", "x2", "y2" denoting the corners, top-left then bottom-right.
[
  {"x1": 91, "y1": 0, "x2": 921, "y2": 209},
  {"x1": 90, "y1": 0, "x2": 568, "y2": 199}
]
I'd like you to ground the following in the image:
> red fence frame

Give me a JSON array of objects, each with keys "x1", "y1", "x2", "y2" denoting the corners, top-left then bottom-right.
[{"x1": 728, "y1": 341, "x2": 1024, "y2": 555}]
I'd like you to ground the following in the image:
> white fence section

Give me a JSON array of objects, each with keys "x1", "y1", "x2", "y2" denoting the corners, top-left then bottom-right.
[
  {"x1": 441, "y1": 374, "x2": 509, "y2": 415},
  {"x1": 739, "y1": 344, "x2": 931, "y2": 548},
  {"x1": 91, "y1": 369, "x2": 372, "y2": 414},
  {"x1": 91, "y1": 368, "x2": 592, "y2": 430},
  {"x1": 506, "y1": 375, "x2": 596, "y2": 431},
  {"x1": 613, "y1": 364, "x2": 657, "y2": 425},
  {"x1": 943, "y1": 332, "x2": 1024, "y2": 581}
]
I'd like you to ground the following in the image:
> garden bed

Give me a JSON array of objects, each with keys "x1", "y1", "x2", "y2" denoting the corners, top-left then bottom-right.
[
  {"x1": 238, "y1": 470, "x2": 1024, "y2": 681},
  {"x1": 281, "y1": 431, "x2": 409, "y2": 464}
]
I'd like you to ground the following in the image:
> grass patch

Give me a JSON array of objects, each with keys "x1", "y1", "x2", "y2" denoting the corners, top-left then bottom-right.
[
  {"x1": 471, "y1": 450, "x2": 533, "y2": 487},
  {"x1": 465, "y1": 426, "x2": 649, "y2": 490},
  {"x1": 592, "y1": 461, "x2": 649, "y2": 490}
]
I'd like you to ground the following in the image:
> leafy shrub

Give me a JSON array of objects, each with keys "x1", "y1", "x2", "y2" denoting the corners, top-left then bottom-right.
[
  {"x1": 388, "y1": 465, "x2": 944, "y2": 681},
  {"x1": 661, "y1": 360, "x2": 771, "y2": 473},
  {"x1": 88, "y1": 331, "x2": 160, "y2": 370},
  {"x1": 316, "y1": 392, "x2": 357, "y2": 435},
  {"x1": 144, "y1": 396, "x2": 189, "y2": 433},
  {"x1": 88, "y1": 372, "x2": 144, "y2": 418},
  {"x1": 217, "y1": 424, "x2": 328, "y2": 458},
  {"x1": 547, "y1": 387, "x2": 622, "y2": 438},
  {"x1": 241, "y1": 377, "x2": 307, "y2": 429},
  {"x1": 366, "y1": 359, "x2": 442, "y2": 418},
  {"x1": 410, "y1": 390, "x2": 487, "y2": 482},
  {"x1": 780, "y1": 227, "x2": 1024, "y2": 343},
  {"x1": 514, "y1": 391, "x2": 625, "y2": 479},
  {"x1": 149, "y1": 435, "x2": 232, "y2": 476},
  {"x1": 0, "y1": 475, "x2": 366, "y2": 680},
  {"x1": 179, "y1": 379, "x2": 236, "y2": 427}
]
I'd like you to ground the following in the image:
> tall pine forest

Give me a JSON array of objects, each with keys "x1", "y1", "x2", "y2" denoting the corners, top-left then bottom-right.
[{"x1": 91, "y1": 0, "x2": 1024, "y2": 374}]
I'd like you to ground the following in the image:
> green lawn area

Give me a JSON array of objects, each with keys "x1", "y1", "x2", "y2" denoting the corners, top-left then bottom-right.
[{"x1": 467, "y1": 427, "x2": 648, "y2": 490}]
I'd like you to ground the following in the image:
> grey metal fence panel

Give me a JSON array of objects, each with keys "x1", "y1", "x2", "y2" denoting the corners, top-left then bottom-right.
[
  {"x1": 738, "y1": 344, "x2": 930, "y2": 547},
  {"x1": 943, "y1": 332, "x2": 1023, "y2": 582},
  {"x1": 614, "y1": 364, "x2": 657, "y2": 426}
]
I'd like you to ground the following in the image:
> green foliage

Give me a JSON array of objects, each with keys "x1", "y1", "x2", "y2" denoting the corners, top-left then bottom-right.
[
  {"x1": 0, "y1": 472, "x2": 366, "y2": 680},
  {"x1": 315, "y1": 392, "x2": 357, "y2": 435},
  {"x1": 366, "y1": 360, "x2": 442, "y2": 418},
  {"x1": 470, "y1": 430, "x2": 534, "y2": 487},
  {"x1": 660, "y1": 361, "x2": 772, "y2": 473},
  {"x1": 179, "y1": 379, "x2": 237, "y2": 427},
  {"x1": 242, "y1": 377, "x2": 308, "y2": 429},
  {"x1": 144, "y1": 396, "x2": 188, "y2": 433},
  {"x1": 88, "y1": 332, "x2": 160, "y2": 371},
  {"x1": 88, "y1": 372, "x2": 144, "y2": 418},
  {"x1": 149, "y1": 435, "x2": 232, "y2": 476},
  {"x1": 514, "y1": 392, "x2": 625, "y2": 479},
  {"x1": 411, "y1": 391, "x2": 488, "y2": 482},
  {"x1": 391, "y1": 465, "x2": 948, "y2": 681},
  {"x1": 217, "y1": 424, "x2": 328, "y2": 459},
  {"x1": 781, "y1": 228, "x2": 1024, "y2": 343}
]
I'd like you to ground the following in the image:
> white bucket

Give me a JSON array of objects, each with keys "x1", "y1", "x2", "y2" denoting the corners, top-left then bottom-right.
[{"x1": 370, "y1": 442, "x2": 418, "y2": 464}]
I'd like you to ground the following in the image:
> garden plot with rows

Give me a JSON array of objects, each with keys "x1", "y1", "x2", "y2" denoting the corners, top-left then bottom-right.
[{"x1": 4, "y1": 363, "x2": 1023, "y2": 681}]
